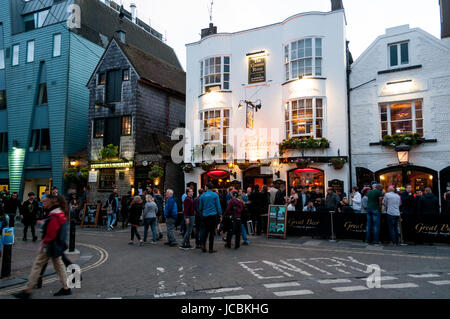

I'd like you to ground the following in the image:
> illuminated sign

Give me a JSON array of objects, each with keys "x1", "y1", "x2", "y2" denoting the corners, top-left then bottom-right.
[
  {"x1": 90, "y1": 161, "x2": 134, "y2": 169},
  {"x1": 248, "y1": 56, "x2": 266, "y2": 84}
]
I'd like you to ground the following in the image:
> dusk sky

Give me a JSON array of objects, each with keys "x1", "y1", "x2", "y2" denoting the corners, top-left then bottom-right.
[{"x1": 111, "y1": 0, "x2": 441, "y2": 70}]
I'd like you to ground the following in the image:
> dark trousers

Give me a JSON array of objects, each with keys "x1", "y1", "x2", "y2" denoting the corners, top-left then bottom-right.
[
  {"x1": 195, "y1": 216, "x2": 204, "y2": 246},
  {"x1": 23, "y1": 224, "x2": 36, "y2": 239},
  {"x1": 7, "y1": 214, "x2": 15, "y2": 227},
  {"x1": 131, "y1": 225, "x2": 141, "y2": 241},
  {"x1": 226, "y1": 218, "x2": 241, "y2": 249},
  {"x1": 202, "y1": 215, "x2": 217, "y2": 251}
]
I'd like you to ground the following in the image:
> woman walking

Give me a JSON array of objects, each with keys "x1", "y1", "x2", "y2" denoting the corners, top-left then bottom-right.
[
  {"x1": 143, "y1": 195, "x2": 158, "y2": 244},
  {"x1": 13, "y1": 195, "x2": 71, "y2": 299},
  {"x1": 128, "y1": 196, "x2": 144, "y2": 246}
]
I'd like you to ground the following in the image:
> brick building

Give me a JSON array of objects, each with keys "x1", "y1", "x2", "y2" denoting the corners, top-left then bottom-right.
[{"x1": 86, "y1": 36, "x2": 185, "y2": 204}]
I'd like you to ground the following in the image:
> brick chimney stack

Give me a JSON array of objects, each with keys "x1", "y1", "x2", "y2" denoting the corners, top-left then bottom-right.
[
  {"x1": 331, "y1": 0, "x2": 344, "y2": 11},
  {"x1": 201, "y1": 23, "x2": 217, "y2": 39},
  {"x1": 441, "y1": 0, "x2": 450, "y2": 39}
]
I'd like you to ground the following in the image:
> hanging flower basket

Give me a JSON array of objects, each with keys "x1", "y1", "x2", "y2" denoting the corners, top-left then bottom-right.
[
  {"x1": 294, "y1": 158, "x2": 311, "y2": 169},
  {"x1": 201, "y1": 161, "x2": 216, "y2": 172},
  {"x1": 149, "y1": 165, "x2": 164, "y2": 178},
  {"x1": 181, "y1": 163, "x2": 194, "y2": 173},
  {"x1": 329, "y1": 158, "x2": 347, "y2": 170}
]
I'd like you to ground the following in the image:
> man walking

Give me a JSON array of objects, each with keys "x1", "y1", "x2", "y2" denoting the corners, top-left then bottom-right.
[
  {"x1": 164, "y1": 189, "x2": 178, "y2": 247},
  {"x1": 199, "y1": 184, "x2": 222, "y2": 253},
  {"x1": 180, "y1": 189, "x2": 195, "y2": 250},
  {"x1": 383, "y1": 186, "x2": 401, "y2": 246},
  {"x1": 365, "y1": 184, "x2": 384, "y2": 245},
  {"x1": 194, "y1": 189, "x2": 204, "y2": 249},
  {"x1": 4, "y1": 192, "x2": 21, "y2": 227},
  {"x1": 21, "y1": 192, "x2": 39, "y2": 242}
]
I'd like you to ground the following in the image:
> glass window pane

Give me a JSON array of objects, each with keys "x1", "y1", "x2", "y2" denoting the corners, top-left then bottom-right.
[
  {"x1": 316, "y1": 99, "x2": 323, "y2": 118},
  {"x1": 12, "y1": 45, "x2": 19, "y2": 66},
  {"x1": 390, "y1": 45, "x2": 398, "y2": 67},
  {"x1": 315, "y1": 38, "x2": 322, "y2": 56},
  {"x1": 0, "y1": 49, "x2": 4, "y2": 70},
  {"x1": 298, "y1": 59, "x2": 305, "y2": 76},
  {"x1": 38, "y1": 10, "x2": 49, "y2": 28},
  {"x1": 305, "y1": 38, "x2": 312, "y2": 57},
  {"x1": 224, "y1": 65, "x2": 230, "y2": 73},
  {"x1": 41, "y1": 129, "x2": 50, "y2": 151},
  {"x1": 390, "y1": 103, "x2": 412, "y2": 121},
  {"x1": 315, "y1": 58, "x2": 322, "y2": 76},
  {"x1": 391, "y1": 120, "x2": 413, "y2": 134},
  {"x1": 27, "y1": 41, "x2": 34, "y2": 63},
  {"x1": 291, "y1": 60, "x2": 298, "y2": 78},
  {"x1": 401, "y1": 43, "x2": 409, "y2": 64},
  {"x1": 298, "y1": 40, "x2": 305, "y2": 58},
  {"x1": 305, "y1": 58, "x2": 312, "y2": 76},
  {"x1": 224, "y1": 56, "x2": 230, "y2": 64},
  {"x1": 53, "y1": 34, "x2": 61, "y2": 57}
]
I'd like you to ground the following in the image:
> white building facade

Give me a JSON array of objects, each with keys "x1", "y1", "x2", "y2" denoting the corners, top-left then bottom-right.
[
  {"x1": 184, "y1": 6, "x2": 350, "y2": 196},
  {"x1": 350, "y1": 24, "x2": 450, "y2": 210}
]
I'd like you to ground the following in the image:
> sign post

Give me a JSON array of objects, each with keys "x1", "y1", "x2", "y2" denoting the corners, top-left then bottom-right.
[
  {"x1": 1, "y1": 227, "x2": 14, "y2": 278},
  {"x1": 267, "y1": 205, "x2": 287, "y2": 239},
  {"x1": 329, "y1": 211, "x2": 336, "y2": 242}
]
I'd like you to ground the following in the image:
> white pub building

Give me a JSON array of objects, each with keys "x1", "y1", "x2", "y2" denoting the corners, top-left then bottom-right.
[{"x1": 184, "y1": 0, "x2": 351, "y2": 196}]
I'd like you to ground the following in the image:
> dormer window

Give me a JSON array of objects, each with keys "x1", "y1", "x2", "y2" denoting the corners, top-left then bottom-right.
[
  {"x1": 23, "y1": 9, "x2": 50, "y2": 32},
  {"x1": 389, "y1": 42, "x2": 409, "y2": 68}
]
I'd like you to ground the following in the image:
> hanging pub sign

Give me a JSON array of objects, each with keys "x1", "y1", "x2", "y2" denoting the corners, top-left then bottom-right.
[
  {"x1": 246, "y1": 105, "x2": 254, "y2": 129},
  {"x1": 248, "y1": 54, "x2": 266, "y2": 84},
  {"x1": 267, "y1": 205, "x2": 287, "y2": 239}
]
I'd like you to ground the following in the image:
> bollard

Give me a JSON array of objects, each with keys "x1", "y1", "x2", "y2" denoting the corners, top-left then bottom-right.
[
  {"x1": 69, "y1": 219, "x2": 76, "y2": 252},
  {"x1": 329, "y1": 211, "x2": 336, "y2": 242},
  {"x1": 1, "y1": 227, "x2": 14, "y2": 278}
]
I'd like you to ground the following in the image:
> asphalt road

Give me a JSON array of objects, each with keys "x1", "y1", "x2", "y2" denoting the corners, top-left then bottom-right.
[{"x1": 1, "y1": 225, "x2": 450, "y2": 299}]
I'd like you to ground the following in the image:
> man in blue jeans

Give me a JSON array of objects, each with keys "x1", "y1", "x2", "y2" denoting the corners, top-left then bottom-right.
[
  {"x1": 164, "y1": 189, "x2": 178, "y2": 247},
  {"x1": 199, "y1": 183, "x2": 222, "y2": 253},
  {"x1": 365, "y1": 184, "x2": 384, "y2": 245}
]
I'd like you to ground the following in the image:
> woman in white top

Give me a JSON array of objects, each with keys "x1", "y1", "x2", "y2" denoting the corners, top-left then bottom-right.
[{"x1": 351, "y1": 187, "x2": 362, "y2": 213}]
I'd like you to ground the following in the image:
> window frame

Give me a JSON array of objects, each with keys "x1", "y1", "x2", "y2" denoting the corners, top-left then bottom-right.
[
  {"x1": 26, "y1": 40, "x2": 35, "y2": 63},
  {"x1": 99, "y1": 168, "x2": 116, "y2": 190},
  {"x1": 200, "y1": 56, "x2": 231, "y2": 94},
  {"x1": 200, "y1": 108, "x2": 231, "y2": 145},
  {"x1": 98, "y1": 73, "x2": 106, "y2": 86},
  {"x1": 388, "y1": 41, "x2": 410, "y2": 68},
  {"x1": 284, "y1": 37, "x2": 324, "y2": 81},
  {"x1": 93, "y1": 118, "x2": 105, "y2": 138},
  {"x1": 12, "y1": 44, "x2": 20, "y2": 66},
  {"x1": 29, "y1": 128, "x2": 51, "y2": 152},
  {"x1": 284, "y1": 97, "x2": 325, "y2": 139},
  {"x1": 0, "y1": 49, "x2": 4, "y2": 70},
  {"x1": 122, "y1": 69, "x2": 130, "y2": 81},
  {"x1": 121, "y1": 115, "x2": 132, "y2": 136},
  {"x1": 52, "y1": 33, "x2": 62, "y2": 57},
  {"x1": 0, "y1": 90, "x2": 6, "y2": 110},
  {"x1": 36, "y1": 83, "x2": 48, "y2": 106},
  {"x1": 379, "y1": 100, "x2": 423, "y2": 138},
  {"x1": 0, "y1": 132, "x2": 7, "y2": 153}
]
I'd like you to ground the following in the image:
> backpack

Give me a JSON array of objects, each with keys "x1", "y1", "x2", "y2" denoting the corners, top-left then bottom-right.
[{"x1": 106, "y1": 200, "x2": 113, "y2": 215}]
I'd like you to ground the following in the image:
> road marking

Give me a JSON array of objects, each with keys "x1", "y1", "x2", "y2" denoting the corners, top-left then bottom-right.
[
  {"x1": 264, "y1": 282, "x2": 301, "y2": 289},
  {"x1": 212, "y1": 295, "x2": 253, "y2": 299},
  {"x1": 333, "y1": 286, "x2": 369, "y2": 292},
  {"x1": 273, "y1": 290, "x2": 314, "y2": 297},
  {"x1": 428, "y1": 280, "x2": 450, "y2": 286},
  {"x1": 154, "y1": 292, "x2": 186, "y2": 298},
  {"x1": 382, "y1": 283, "x2": 418, "y2": 289},
  {"x1": 108, "y1": 297, "x2": 123, "y2": 299},
  {"x1": 359, "y1": 276, "x2": 398, "y2": 281},
  {"x1": 318, "y1": 279, "x2": 352, "y2": 284},
  {"x1": 288, "y1": 258, "x2": 332, "y2": 275},
  {"x1": 408, "y1": 274, "x2": 440, "y2": 278},
  {"x1": 205, "y1": 287, "x2": 243, "y2": 294}
]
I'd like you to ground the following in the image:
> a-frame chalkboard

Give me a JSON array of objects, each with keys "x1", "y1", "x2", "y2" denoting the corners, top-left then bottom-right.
[{"x1": 267, "y1": 205, "x2": 288, "y2": 239}]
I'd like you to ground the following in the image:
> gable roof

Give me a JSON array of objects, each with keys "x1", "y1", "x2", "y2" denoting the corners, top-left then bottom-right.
[{"x1": 88, "y1": 38, "x2": 186, "y2": 97}]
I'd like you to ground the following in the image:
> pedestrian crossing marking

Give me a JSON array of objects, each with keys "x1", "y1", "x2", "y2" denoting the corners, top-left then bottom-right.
[
  {"x1": 264, "y1": 282, "x2": 301, "y2": 289},
  {"x1": 382, "y1": 283, "x2": 418, "y2": 289},
  {"x1": 273, "y1": 290, "x2": 314, "y2": 297},
  {"x1": 205, "y1": 287, "x2": 243, "y2": 294},
  {"x1": 428, "y1": 280, "x2": 450, "y2": 286},
  {"x1": 318, "y1": 279, "x2": 352, "y2": 284},
  {"x1": 408, "y1": 274, "x2": 440, "y2": 278},
  {"x1": 332, "y1": 285, "x2": 369, "y2": 292},
  {"x1": 212, "y1": 295, "x2": 253, "y2": 299}
]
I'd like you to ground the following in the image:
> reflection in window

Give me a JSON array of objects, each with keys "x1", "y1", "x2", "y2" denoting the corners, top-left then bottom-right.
[
  {"x1": 121, "y1": 116, "x2": 131, "y2": 135},
  {"x1": 285, "y1": 98, "x2": 324, "y2": 139},
  {"x1": 200, "y1": 109, "x2": 230, "y2": 144},
  {"x1": 379, "y1": 100, "x2": 423, "y2": 137},
  {"x1": 37, "y1": 83, "x2": 48, "y2": 105}
]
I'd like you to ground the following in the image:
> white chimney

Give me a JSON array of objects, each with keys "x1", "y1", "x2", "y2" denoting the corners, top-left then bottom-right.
[{"x1": 130, "y1": 3, "x2": 137, "y2": 23}]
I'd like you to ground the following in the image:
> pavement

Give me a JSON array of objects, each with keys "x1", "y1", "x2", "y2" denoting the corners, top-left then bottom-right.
[{"x1": 1, "y1": 223, "x2": 450, "y2": 299}]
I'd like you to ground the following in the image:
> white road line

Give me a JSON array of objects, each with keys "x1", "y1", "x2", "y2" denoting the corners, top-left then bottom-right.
[
  {"x1": 360, "y1": 276, "x2": 398, "y2": 281},
  {"x1": 107, "y1": 297, "x2": 123, "y2": 299},
  {"x1": 288, "y1": 258, "x2": 333, "y2": 275},
  {"x1": 154, "y1": 292, "x2": 186, "y2": 298},
  {"x1": 428, "y1": 280, "x2": 450, "y2": 286},
  {"x1": 333, "y1": 286, "x2": 369, "y2": 292},
  {"x1": 273, "y1": 290, "x2": 314, "y2": 297},
  {"x1": 408, "y1": 274, "x2": 440, "y2": 278},
  {"x1": 382, "y1": 283, "x2": 419, "y2": 289},
  {"x1": 264, "y1": 282, "x2": 301, "y2": 289},
  {"x1": 318, "y1": 279, "x2": 352, "y2": 284},
  {"x1": 205, "y1": 287, "x2": 243, "y2": 294},
  {"x1": 212, "y1": 295, "x2": 253, "y2": 299}
]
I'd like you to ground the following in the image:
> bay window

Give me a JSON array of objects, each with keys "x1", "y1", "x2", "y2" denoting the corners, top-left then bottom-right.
[
  {"x1": 200, "y1": 56, "x2": 230, "y2": 93},
  {"x1": 284, "y1": 37, "x2": 323, "y2": 81},
  {"x1": 285, "y1": 98, "x2": 324, "y2": 139},
  {"x1": 380, "y1": 100, "x2": 423, "y2": 138},
  {"x1": 200, "y1": 109, "x2": 230, "y2": 145}
]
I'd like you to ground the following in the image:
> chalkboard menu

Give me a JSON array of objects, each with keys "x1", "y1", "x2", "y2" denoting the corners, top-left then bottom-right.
[
  {"x1": 267, "y1": 205, "x2": 287, "y2": 239},
  {"x1": 248, "y1": 56, "x2": 266, "y2": 84},
  {"x1": 81, "y1": 203, "x2": 100, "y2": 228}
]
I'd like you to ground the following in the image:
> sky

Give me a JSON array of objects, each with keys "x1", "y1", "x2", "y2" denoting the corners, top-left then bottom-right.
[{"x1": 112, "y1": 0, "x2": 442, "y2": 70}]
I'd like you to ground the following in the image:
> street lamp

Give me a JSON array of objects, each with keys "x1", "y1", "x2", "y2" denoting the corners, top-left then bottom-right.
[
  {"x1": 395, "y1": 144, "x2": 411, "y2": 164},
  {"x1": 238, "y1": 99, "x2": 262, "y2": 112}
]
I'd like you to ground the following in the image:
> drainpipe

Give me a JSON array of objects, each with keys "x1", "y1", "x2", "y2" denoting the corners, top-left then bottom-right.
[{"x1": 346, "y1": 41, "x2": 353, "y2": 194}]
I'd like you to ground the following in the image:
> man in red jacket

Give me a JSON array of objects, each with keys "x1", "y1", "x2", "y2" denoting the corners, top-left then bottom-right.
[{"x1": 13, "y1": 195, "x2": 71, "y2": 299}]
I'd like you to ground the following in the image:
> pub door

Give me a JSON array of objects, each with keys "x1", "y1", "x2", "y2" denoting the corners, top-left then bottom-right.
[{"x1": 243, "y1": 167, "x2": 273, "y2": 191}]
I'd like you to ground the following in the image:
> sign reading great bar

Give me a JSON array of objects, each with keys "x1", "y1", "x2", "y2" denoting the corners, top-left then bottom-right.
[{"x1": 248, "y1": 55, "x2": 266, "y2": 84}]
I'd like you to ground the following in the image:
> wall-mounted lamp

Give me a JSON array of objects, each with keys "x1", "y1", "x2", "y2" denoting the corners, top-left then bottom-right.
[
  {"x1": 238, "y1": 99, "x2": 262, "y2": 112},
  {"x1": 70, "y1": 160, "x2": 79, "y2": 167},
  {"x1": 395, "y1": 144, "x2": 411, "y2": 164}
]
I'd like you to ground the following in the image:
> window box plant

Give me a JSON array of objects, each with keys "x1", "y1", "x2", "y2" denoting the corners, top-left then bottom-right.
[
  {"x1": 99, "y1": 144, "x2": 119, "y2": 160},
  {"x1": 201, "y1": 161, "x2": 216, "y2": 172},
  {"x1": 149, "y1": 165, "x2": 164, "y2": 178},
  {"x1": 381, "y1": 133, "x2": 424, "y2": 148},
  {"x1": 293, "y1": 158, "x2": 311, "y2": 169},
  {"x1": 279, "y1": 137, "x2": 330, "y2": 156}
]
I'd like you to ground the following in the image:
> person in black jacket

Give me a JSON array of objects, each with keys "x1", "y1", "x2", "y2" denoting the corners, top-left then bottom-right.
[
  {"x1": 418, "y1": 188, "x2": 440, "y2": 214},
  {"x1": 121, "y1": 191, "x2": 131, "y2": 229},
  {"x1": 4, "y1": 192, "x2": 21, "y2": 227},
  {"x1": 400, "y1": 185, "x2": 416, "y2": 215},
  {"x1": 128, "y1": 196, "x2": 144, "y2": 246},
  {"x1": 20, "y1": 192, "x2": 39, "y2": 241},
  {"x1": 274, "y1": 184, "x2": 287, "y2": 206}
]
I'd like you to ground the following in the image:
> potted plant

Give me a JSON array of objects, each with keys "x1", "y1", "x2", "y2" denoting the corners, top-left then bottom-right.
[
  {"x1": 149, "y1": 165, "x2": 164, "y2": 178},
  {"x1": 294, "y1": 158, "x2": 310, "y2": 169},
  {"x1": 201, "y1": 161, "x2": 216, "y2": 172},
  {"x1": 99, "y1": 144, "x2": 119, "y2": 160},
  {"x1": 329, "y1": 158, "x2": 347, "y2": 170},
  {"x1": 279, "y1": 137, "x2": 330, "y2": 156},
  {"x1": 181, "y1": 163, "x2": 194, "y2": 173},
  {"x1": 381, "y1": 133, "x2": 424, "y2": 148}
]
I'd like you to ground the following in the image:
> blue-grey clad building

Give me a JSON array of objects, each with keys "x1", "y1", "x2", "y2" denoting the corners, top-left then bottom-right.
[{"x1": 0, "y1": 0, "x2": 182, "y2": 200}]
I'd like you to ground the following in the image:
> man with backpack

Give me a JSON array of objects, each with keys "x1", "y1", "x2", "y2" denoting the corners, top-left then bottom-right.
[
  {"x1": 224, "y1": 191, "x2": 244, "y2": 250},
  {"x1": 153, "y1": 188, "x2": 164, "y2": 240}
]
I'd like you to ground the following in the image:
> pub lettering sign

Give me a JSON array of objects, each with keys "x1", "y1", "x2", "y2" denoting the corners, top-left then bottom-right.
[{"x1": 248, "y1": 56, "x2": 266, "y2": 84}]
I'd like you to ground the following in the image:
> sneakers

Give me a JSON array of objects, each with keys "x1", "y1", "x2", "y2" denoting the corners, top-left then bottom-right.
[
  {"x1": 53, "y1": 288, "x2": 72, "y2": 297},
  {"x1": 128, "y1": 241, "x2": 134, "y2": 245},
  {"x1": 150, "y1": 241, "x2": 157, "y2": 245},
  {"x1": 32, "y1": 236, "x2": 38, "y2": 242},
  {"x1": 179, "y1": 245, "x2": 194, "y2": 250},
  {"x1": 139, "y1": 240, "x2": 144, "y2": 246},
  {"x1": 13, "y1": 291, "x2": 31, "y2": 299},
  {"x1": 242, "y1": 242, "x2": 249, "y2": 246}
]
